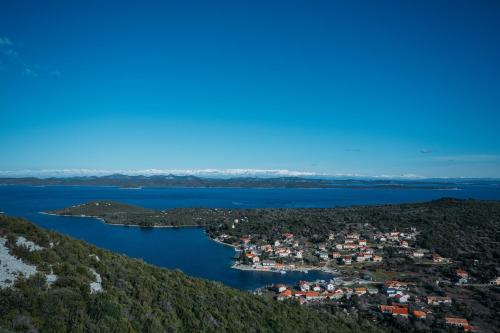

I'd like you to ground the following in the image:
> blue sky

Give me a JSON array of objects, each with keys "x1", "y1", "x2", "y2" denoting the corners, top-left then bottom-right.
[{"x1": 1, "y1": 0, "x2": 500, "y2": 178}]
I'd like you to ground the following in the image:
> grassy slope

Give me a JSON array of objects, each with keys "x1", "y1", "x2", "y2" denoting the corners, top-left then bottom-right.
[{"x1": 0, "y1": 215, "x2": 382, "y2": 333}]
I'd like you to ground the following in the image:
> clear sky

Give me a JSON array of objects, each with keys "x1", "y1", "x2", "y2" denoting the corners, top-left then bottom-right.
[{"x1": 1, "y1": 0, "x2": 500, "y2": 178}]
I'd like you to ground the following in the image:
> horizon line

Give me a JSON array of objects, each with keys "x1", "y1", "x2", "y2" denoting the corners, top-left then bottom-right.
[{"x1": 0, "y1": 168, "x2": 498, "y2": 180}]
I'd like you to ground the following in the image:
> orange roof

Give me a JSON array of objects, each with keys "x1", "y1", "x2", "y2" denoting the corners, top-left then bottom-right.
[
  {"x1": 445, "y1": 317, "x2": 469, "y2": 326},
  {"x1": 380, "y1": 305, "x2": 394, "y2": 313},
  {"x1": 385, "y1": 280, "x2": 408, "y2": 287},
  {"x1": 413, "y1": 310, "x2": 426, "y2": 318},
  {"x1": 392, "y1": 307, "x2": 409, "y2": 315},
  {"x1": 278, "y1": 289, "x2": 292, "y2": 297},
  {"x1": 305, "y1": 291, "x2": 320, "y2": 297}
]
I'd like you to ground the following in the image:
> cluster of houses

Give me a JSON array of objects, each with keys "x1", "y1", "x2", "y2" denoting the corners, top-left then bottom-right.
[
  {"x1": 216, "y1": 222, "x2": 494, "y2": 331},
  {"x1": 378, "y1": 279, "x2": 481, "y2": 331},
  {"x1": 272, "y1": 279, "x2": 379, "y2": 304},
  {"x1": 228, "y1": 227, "x2": 400, "y2": 271},
  {"x1": 220, "y1": 223, "x2": 458, "y2": 273},
  {"x1": 380, "y1": 304, "x2": 479, "y2": 331},
  {"x1": 372, "y1": 230, "x2": 446, "y2": 262},
  {"x1": 383, "y1": 280, "x2": 412, "y2": 304},
  {"x1": 329, "y1": 232, "x2": 383, "y2": 265},
  {"x1": 222, "y1": 224, "x2": 465, "y2": 276},
  {"x1": 270, "y1": 277, "x2": 479, "y2": 331}
]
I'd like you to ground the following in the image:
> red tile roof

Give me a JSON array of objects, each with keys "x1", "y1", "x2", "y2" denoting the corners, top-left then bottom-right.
[
  {"x1": 278, "y1": 289, "x2": 292, "y2": 297},
  {"x1": 445, "y1": 317, "x2": 469, "y2": 326},
  {"x1": 379, "y1": 305, "x2": 394, "y2": 313},
  {"x1": 392, "y1": 307, "x2": 409, "y2": 315},
  {"x1": 413, "y1": 310, "x2": 426, "y2": 318}
]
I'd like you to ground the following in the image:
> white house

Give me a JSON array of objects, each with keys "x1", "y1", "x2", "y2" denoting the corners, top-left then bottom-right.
[
  {"x1": 412, "y1": 251, "x2": 424, "y2": 258},
  {"x1": 394, "y1": 293, "x2": 410, "y2": 303},
  {"x1": 275, "y1": 284, "x2": 287, "y2": 293},
  {"x1": 331, "y1": 252, "x2": 341, "y2": 258},
  {"x1": 319, "y1": 252, "x2": 329, "y2": 260},
  {"x1": 299, "y1": 281, "x2": 310, "y2": 292},
  {"x1": 262, "y1": 260, "x2": 276, "y2": 267}
]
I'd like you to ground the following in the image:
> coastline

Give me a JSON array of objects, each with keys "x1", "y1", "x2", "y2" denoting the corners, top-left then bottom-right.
[
  {"x1": 39, "y1": 212, "x2": 201, "y2": 229},
  {"x1": 40, "y1": 212, "x2": 239, "y2": 249},
  {"x1": 231, "y1": 262, "x2": 338, "y2": 274},
  {"x1": 209, "y1": 236, "x2": 239, "y2": 249},
  {"x1": 42, "y1": 211, "x2": 337, "y2": 274},
  {"x1": 0, "y1": 182, "x2": 468, "y2": 191}
]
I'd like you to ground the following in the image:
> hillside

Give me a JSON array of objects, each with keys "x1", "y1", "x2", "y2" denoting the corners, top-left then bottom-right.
[{"x1": 0, "y1": 215, "x2": 382, "y2": 333}]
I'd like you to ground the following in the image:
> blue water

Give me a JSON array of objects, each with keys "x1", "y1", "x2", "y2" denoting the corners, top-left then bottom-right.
[{"x1": 1, "y1": 185, "x2": 499, "y2": 290}]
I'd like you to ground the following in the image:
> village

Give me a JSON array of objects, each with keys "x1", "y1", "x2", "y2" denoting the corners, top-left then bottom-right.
[
  {"x1": 214, "y1": 220, "x2": 500, "y2": 332},
  {"x1": 260, "y1": 275, "x2": 493, "y2": 332},
  {"x1": 216, "y1": 222, "x2": 437, "y2": 273}
]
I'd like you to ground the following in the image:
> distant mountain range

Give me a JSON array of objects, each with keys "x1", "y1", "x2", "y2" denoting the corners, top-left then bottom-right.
[{"x1": 0, "y1": 174, "x2": 497, "y2": 189}]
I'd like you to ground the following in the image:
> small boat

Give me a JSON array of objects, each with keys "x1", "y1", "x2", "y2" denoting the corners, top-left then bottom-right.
[
  {"x1": 279, "y1": 270, "x2": 287, "y2": 274},
  {"x1": 304, "y1": 270, "x2": 309, "y2": 274}
]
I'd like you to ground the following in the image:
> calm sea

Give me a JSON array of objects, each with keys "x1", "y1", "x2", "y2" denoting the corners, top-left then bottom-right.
[{"x1": 1, "y1": 185, "x2": 499, "y2": 290}]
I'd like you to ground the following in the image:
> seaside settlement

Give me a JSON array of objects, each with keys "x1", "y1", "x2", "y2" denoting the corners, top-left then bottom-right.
[
  {"x1": 214, "y1": 221, "x2": 498, "y2": 332},
  {"x1": 46, "y1": 200, "x2": 500, "y2": 332}
]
